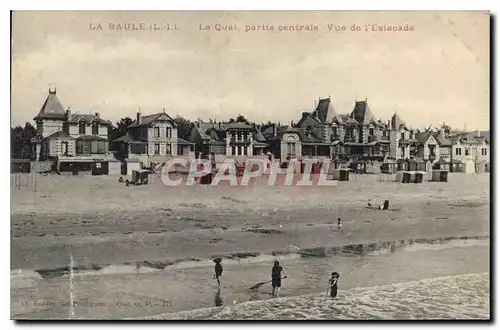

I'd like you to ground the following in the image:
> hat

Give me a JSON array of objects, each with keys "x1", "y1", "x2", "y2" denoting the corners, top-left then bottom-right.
[
  {"x1": 274, "y1": 260, "x2": 280, "y2": 266},
  {"x1": 213, "y1": 258, "x2": 222, "y2": 263}
]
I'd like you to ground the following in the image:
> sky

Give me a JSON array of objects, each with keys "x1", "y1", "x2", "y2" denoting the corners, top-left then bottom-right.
[{"x1": 11, "y1": 11, "x2": 490, "y2": 130}]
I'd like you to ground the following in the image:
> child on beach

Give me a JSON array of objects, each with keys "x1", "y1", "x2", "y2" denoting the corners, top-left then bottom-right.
[
  {"x1": 328, "y1": 272, "x2": 340, "y2": 299},
  {"x1": 213, "y1": 258, "x2": 223, "y2": 287},
  {"x1": 337, "y1": 218, "x2": 343, "y2": 232}
]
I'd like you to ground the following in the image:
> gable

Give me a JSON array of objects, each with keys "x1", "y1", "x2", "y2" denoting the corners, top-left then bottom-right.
[
  {"x1": 427, "y1": 135, "x2": 437, "y2": 145},
  {"x1": 282, "y1": 132, "x2": 300, "y2": 142}
]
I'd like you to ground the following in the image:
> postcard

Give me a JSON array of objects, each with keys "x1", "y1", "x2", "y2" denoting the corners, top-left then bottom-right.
[{"x1": 10, "y1": 10, "x2": 490, "y2": 320}]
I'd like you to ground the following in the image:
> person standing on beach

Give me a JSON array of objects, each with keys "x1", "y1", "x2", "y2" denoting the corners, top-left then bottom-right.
[
  {"x1": 272, "y1": 260, "x2": 287, "y2": 298},
  {"x1": 213, "y1": 258, "x2": 223, "y2": 287},
  {"x1": 337, "y1": 218, "x2": 343, "y2": 232},
  {"x1": 328, "y1": 272, "x2": 340, "y2": 299}
]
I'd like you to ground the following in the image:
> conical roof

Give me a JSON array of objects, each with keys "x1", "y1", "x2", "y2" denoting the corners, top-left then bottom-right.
[
  {"x1": 34, "y1": 88, "x2": 67, "y2": 120},
  {"x1": 315, "y1": 97, "x2": 338, "y2": 124},
  {"x1": 350, "y1": 100, "x2": 374, "y2": 125}
]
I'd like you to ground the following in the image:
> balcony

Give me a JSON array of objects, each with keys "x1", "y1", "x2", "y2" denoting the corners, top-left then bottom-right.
[
  {"x1": 429, "y1": 153, "x2": 436, "y2": 161},
  {"x1": 230, "y1": 137, "x2": 251, "y2": 144}
]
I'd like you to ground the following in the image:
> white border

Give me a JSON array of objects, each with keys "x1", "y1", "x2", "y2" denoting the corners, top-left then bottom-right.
[{"x1": 3, "y1": 1, "x2": 497, "y2": 329}]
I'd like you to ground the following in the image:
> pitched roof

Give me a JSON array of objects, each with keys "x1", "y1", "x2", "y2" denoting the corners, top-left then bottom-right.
[
  {"x1": 34, "y1": 89, "x2": 67, "y2": 120},
  {"x1": 433, "y1": 133, "x2": 452, "y2": 147},
  {"x1": 350, "y1": 100, "x2": 375, "y2": 125},
  {"x1": 178, "y1": 137, "x2": 195, "y2": 145},
  {"x1": 315, "y1": 97, "x2": 338, "y2": 123},
  {"x1": 45, "y1": 131, "x2": 75, "y2": 140},
  {"x1": 76, "y1": 135, "x2": 108, "y2": 141},
  {"x1": 296, "y1": 112, "x2": 321, "y2": 128},
  {"x1": 225, "y1": 122, "x2": 254, "y2": 130},
  {"x1": 68, "y1": 113, "x2": 111, "y2": 125},
  {"x1": 435, "y1": 157, "x2": 449, "y2": 164},
  {"x1": 111, "y1": 134, "x2": 147, "y2": 144},
  {"x1": 128, "y1": 112, "x2": 177, "y2": 128},
  {"x1": 414, "y1": 132, "x2": 433, "y2": 143}
]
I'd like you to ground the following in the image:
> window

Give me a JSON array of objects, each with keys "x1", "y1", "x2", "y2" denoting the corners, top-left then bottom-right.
[
  {"x1": 79, "y1": 121, "x2": 86, "y2": 135},
  {"x1": 483, "y1": 148, "x2": 488, "y2": 156},
  {"x1": 166, "y1": 127, "x2": 172, "y2": 138},
  {"x1": 332, "y1": 127, "x2": 337, "y2": 137},
  {"x1": 63, "y1": 123, "x2": 69, "y2": 135},
  {"x1": 154, "y1": 127, "x2": 160, "y2": 138},
  {"x1": 455, "y1": 148, "x2": 462, "y2": 156},
  {"x1": 287, "y1": 142, "x2": 295, "y2": 155},
  {"x1": 97, "y1": 141, "x2": 106, "y2": 154},
  {"x1": 237, "y1": 145, "x2": 242, "y2": 155},
  {"x1": 76, "y1": 140, "x2": 83, "y2": 154},
  {"x1": 244, "y1": 146, "x2": 248, "y2": 156},
  {"x1": 369, "y1": 127, "x2": 374, "y2": 136},
  {"x1": 400, "y1": 132, "x2": 404, "y2": 140},
  {"x1": 154, "y1": 143, "x2": 160, "y2": 155},
  {"x1": 231, "y1": 145, "x2": 236, "y2": 155},
  {"x1": 402, "y1": 148, "x2": 405, "y2": 158},
  {"x1": 92, "y1": 121, "x2": 99, "y2": 135},
  {"x1": 465, "y1": 149, "x2": 469, "y2": 156},
  {"x1": 166, "y1": 144, "x2": 172, "y2": 155}
]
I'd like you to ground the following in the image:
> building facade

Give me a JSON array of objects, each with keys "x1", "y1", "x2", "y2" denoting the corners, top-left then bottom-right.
[
  {"x1": 112, "y1": 111, "x2": 195, "y2": 166},
  {"x1": 30, "y1": 88, "x2": 114, "y2": 170}
]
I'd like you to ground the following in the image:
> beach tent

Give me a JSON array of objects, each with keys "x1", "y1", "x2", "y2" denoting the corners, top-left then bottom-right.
[{"x1": 431, "y1": 170, "x2": 448, "y2": 182}]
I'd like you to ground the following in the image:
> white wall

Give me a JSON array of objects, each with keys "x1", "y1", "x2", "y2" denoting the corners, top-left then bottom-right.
[
  {"x1": 41, "y1": 119, "x2": 64, "y2": 138},
  {"x1": 280, "y1": 133, "x2": 302, "y2": 161}
]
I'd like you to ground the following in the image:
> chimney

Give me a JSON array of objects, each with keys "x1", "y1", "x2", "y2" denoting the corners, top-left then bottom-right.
[
  {"x1": 302, "y1": 112, "x2": 309, "y2": 119},
  {"x1": 66, "y1": 107, "x2": 71, "y2": 118},
  {"x1": 477, "y1": 130, "x2": 481, "y2": 138},
  {"x1": 291, "y1": 120, "x2": 294, "y2": 127},
  {"x1": 218, "y1": 122, "x2": 222, "y2": 130},
  {"x1": 273, "y1": 124, "x2": 277, "y2": 137},
  {"x1": 136, "y1": 111, "x2": 141, "y2": 125},
  {"x1": 439, "y1": 129, "x2": 445, "y2": 139},
  {"x1": 95, "y1": 112, "x2": 100, "y2": 118}
]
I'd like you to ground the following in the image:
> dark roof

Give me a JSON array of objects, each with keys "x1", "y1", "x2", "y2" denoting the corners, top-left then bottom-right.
[
  {"x1": 68, "y1": 114, "x2": 111, "y2": 125},
  {"x1": 111, "y1": 134, "x2": 147, "y2": 144},
  {"x1": 296, "y1": 112, "x2": 320, "y2": 128},
  {"x1": 45, "y1": 131, "x2": 75, "y2": 140},
  {"x1": 76, "y1": 135, "x2": 108, "y2": 141},
  {"x1": 254, "y1": 131, "x2": 267, "y2": 142},
  {"x1": 350, "y1": 100, "x2": 374, "y2": 125},
  {"x1": 433, "y1": 133, "x2": 452, "y2": 147},
  {"x1": 315, "y1": 97, "x2": 338, "y2": 123},
  {"x1": 225, "y1": 122, "x2": 253, "y2": 130},
  {"x1": 128, "y1": 112, "x2": 177, "y2": 128},
  {"x1": 345, "y1": 118, "x2": 359, "y2": 125},
  {"x1": 178, "y1": 138, "x2": 195, "y2": 145},
  {"x1": 34, "y1": 89, "x2": 67, "y2": 120},
  {"x1": 414, "y1": 132, "x2": 433, "y2": 144},
  {"x1": 253, "y1": 141, "x2": 268, "y2": 147}
]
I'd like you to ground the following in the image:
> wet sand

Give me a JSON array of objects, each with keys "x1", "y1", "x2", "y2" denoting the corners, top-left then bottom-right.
[{"x1": 10, "y1": 173, "x2": 490, "y2": 319}]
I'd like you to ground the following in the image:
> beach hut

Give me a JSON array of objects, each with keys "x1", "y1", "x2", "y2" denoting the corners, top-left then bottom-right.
[
  {"x1": 380, "y1": 160, "x2": 397, "y2": 174},
  {"x1": 200, "y1": 172, "x2": 214, "y2": 185},
  {"x1": 132, "y1": 169, "x2": 150, "y2": 185},
  {"x1": 407, "y1": 159, "x2": 418, "y2": 171},
  {"x1": 350, "y1": 161, "x2": 366, "y2": 174},
  {"x1": 397, "y1": 159, "x2": 409, "y2": 172},
  {"x1": 433, "y1": 158, "x2": 450, "y2": 172},
  {"x1": 395, "y1": 171, "x2": 411, "y2": 183},
  {"x1": 335, "y1": 168, "x2": 350, "y2": 181},
  {"x1": 431, "y1": 170, "x2": 448, "y2": 182},
  {"x1": 412, "y1": 171, "x2": 424, "y2": 183},
  {"x1": 450, "y1": 160, "x2": 464, "y2": 173}
]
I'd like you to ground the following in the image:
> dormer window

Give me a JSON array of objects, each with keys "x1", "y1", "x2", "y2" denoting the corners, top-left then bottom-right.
[
  {"x1": 92, "y1": 121, "x2": 99, "y2": 135},
  {"x1": 79, "y1": 121, "x2": 86, "y2": 135}
]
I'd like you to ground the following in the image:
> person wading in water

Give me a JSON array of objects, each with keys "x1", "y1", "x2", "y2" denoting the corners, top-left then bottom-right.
[
  {"x1": 271, "y1": 260, "x2": 287, "y2": 298},
  {"x1": 213, "y1": 258, "x2": 223, "y2": 287},
  {"x1": 327, "y1": 272, "x2": 340, "y2": 299}
]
